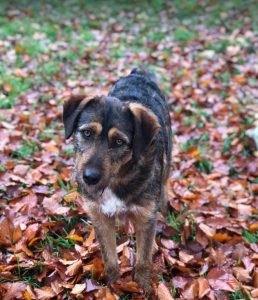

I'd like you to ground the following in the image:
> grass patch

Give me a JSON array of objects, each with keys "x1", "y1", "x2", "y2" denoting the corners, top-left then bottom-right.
[
  {"x1": 229, "y1": 289, "x2": 252, "y2": 300},
  {"x1": 174, "y1": 27, "x2": 196, "y2": 42},
  {"x1": 222, "y1": 133, "x2": 237, "y2": 154},
  {"x1": 166, "y1": 211, "x2": 183, "y2": 243},
  {"x1": 12, "y1": 141, "x2": 40, "y2": 159},
  {"x1": 39, "y1": 233, "x2": 75, "y2": 256},
  {"x1": 195, "y1": 157, "x2": 213, "y2": 174},
  {"x1": 242, "y1": 230, "x2": 258, "y2": 244},
  {"x1": 206, "y1": 39, "x2": 230, "y2": 53},
  {"x1": 0, "y1": 165, "x2": 6, "y2": 172},
  {"x1": 10, "y1": 260, "x2": 44, "y2": 288}
]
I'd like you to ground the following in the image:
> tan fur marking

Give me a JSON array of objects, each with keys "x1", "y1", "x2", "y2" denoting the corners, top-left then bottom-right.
[
  {"x1": 79, "y1": 122, "x2": 103, "y2": 135},
  {"x1": 75, "y1": 146, "x2": 96, "y2": 170},
  {"x1": 108, "y1": 127, "x2": 129, "y2": 143},
  {"x1": 128, "y1": 103, "x2": 161, "y2": 136}
]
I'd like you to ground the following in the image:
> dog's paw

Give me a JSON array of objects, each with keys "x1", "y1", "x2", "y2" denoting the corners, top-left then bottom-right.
[
  {"x1": 105, "y1": 266, "x2": 120, "y2": 284},
  {"x1": 134, "y1": 265, "x2": 152, "y2": 294}
]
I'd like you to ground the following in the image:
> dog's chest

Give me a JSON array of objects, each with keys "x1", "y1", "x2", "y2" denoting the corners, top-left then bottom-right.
[{"x1": 100, "y1": 188, "x2": 127, "y2": 216}]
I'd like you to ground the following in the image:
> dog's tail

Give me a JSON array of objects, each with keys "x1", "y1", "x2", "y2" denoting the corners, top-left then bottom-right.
[{"x1": 130, "y1": 66, "x2": 157, "y2": 83}]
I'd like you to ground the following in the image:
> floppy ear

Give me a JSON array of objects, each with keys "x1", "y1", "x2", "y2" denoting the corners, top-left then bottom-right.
[
  {"x1": 63, "y1": 95, "x2": 98, "y2": 139},
  {"x1": 129, "y1": 103, "x2": 161, "y2": 160}
]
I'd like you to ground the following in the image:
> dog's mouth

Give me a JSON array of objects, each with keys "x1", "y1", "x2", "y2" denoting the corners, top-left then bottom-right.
[{"x1": 77, "y1": 176, "x2": 108, "y2": 200}]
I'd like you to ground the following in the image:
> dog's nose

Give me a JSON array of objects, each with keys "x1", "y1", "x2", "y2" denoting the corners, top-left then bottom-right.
[{"x1": 83, "y1": 168, "x2": 101, "y2": 185}]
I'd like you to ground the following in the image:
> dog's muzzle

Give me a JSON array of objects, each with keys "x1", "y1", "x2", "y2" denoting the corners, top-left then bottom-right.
[{"x1": 83, "y1": 168, "x2": 101, "y2": 185}]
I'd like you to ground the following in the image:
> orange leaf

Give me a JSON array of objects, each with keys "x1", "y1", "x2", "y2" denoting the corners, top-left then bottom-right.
[
  {"x1": 249, "y1": 223, "x2": 258, "y2": 232},
  {"x1": 28, "y1": 237, "x2": 41, "y2": 246},
  {"x1": 24, "y1": 290, "x2": 32, "y2": 300},
  {"x1": 66, "y1": 234, "x2": 83, "y2": 242},
  {"x1": 198, "y1": 278, "x2": 210, "y2": 298},
  {"x1": 235, "y1": 75, "x2": 246, "y2": 84},
  {"x1": 0, "y1": 217, "x2": 22, "y2": 246},
  {"x1": 3, "y1": 83, "x2": 13, "y2": 92},
  {"x1": 63, "y1": 192, "x2": 80, "y2": 203},
  {"x1": 84, "y1": 227, "x2": 95, "y2": 247},
  {"x1": 212, "y1": 233, "x2": 232, "y2": 242}
]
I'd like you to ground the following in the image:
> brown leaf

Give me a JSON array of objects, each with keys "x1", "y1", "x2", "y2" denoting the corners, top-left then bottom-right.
[
  {"x1": 233, "y1": 267, "x2": 252, "y2": 283},
  {"x1": 160, "y1": 238, "x2": 178, "y2": 250},
  {"x1": 43, "y1": 194, "x2": 70, "y2": 215},
  {"x1": 84, "y1": 227, "x2": 95, "y2": 247},
  {"x1": 198, "y1": 278, "x2": 210, "y2": 298},
  {"x1": 181, "y1": 280, "x2": 198, "y2": 300},
  {"x1": 179, "y1": 251, "x2": 194, "y2": 263},
  {"x1": 3, "y1": 282, "x2": 26, "y2": 300},
  {"x1": 157, "y1": 282, "x2": 174, "y2": 300},
  {"x1": 199, "y1": 223, "x2": 216, "y2": 238},
  {"x1": 207, "y1": 268, "x2": 238, "y2": 292},
  {"x1": 172, "y1": 276, "x2": 188, "y2": 289},
  {"x1": 13, "y1": 164, "x2": 30, "y2": 176},
  {"x1": 71, "y1": 283, "x2": 86, "y2": 295},
  {"x1": 65, "y1": 259, "x2": 82, "y2": 276},
  {"x1": 0, "y1": 217, "x2": 22, "y2": 246},
  {"x1": 251, "y1": 288, "x2": 258, "y2": 298},
  {"x1": 34, "y1": 287, "x2": 56, "y2": 300}
]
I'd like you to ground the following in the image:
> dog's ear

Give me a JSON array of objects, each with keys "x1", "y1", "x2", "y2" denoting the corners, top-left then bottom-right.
[
  {"x1": 63, "y1": 95, "x2": 98, "y2": 139},
  {"x1": 129, "y1": 103, "x2": 160, "y2": 160}
]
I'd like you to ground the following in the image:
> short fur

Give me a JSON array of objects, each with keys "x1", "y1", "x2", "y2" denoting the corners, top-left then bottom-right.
[{"x1": 63, "y1": 67, "x2": 172, "y2": 293}]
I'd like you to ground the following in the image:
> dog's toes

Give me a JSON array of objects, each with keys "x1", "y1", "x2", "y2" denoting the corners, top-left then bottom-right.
[{"x1": 134, "y1": 266, "x2": 153, "y2": 294}]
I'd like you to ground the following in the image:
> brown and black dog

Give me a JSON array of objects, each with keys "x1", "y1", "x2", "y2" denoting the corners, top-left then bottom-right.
[{"x1": 63, "y1": 67, "x2": 172, "y2": 292}]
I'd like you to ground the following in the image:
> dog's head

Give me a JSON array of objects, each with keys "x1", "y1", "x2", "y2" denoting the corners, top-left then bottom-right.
[{"x1": 63, "y1": 95, "x2": 160, "y2": 198}]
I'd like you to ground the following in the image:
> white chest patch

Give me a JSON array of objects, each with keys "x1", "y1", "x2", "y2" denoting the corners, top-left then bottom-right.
[{"x1": 100, "y1": 188, "x2": 127, "y2": 216}]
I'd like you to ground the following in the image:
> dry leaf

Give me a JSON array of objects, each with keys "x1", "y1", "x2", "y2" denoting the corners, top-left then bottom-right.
[
  {"x1": 71, "y1": 283, "x2": 86, "y2": 295},
  {"x1": 158, "y1": 282, "x2": 174, "y2": 300}
]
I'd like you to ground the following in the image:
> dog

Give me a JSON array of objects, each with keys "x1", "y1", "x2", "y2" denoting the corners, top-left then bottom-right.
[{"x1": 63, "y1": 67, "x2": 172, "y2": 292}]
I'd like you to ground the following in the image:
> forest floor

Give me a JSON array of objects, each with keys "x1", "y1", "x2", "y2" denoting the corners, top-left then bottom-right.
[{"x1": 0, "y1": 1, "x2": 258, "y2": 299}]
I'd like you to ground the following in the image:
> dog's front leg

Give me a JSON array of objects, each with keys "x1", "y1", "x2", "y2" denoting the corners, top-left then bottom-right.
[
  {"x1": 88, "y1": 210, "x2": 119, "y2": 283},
  {"x1": 133, "y1": 212, "x2": 156, "y2": 292}
]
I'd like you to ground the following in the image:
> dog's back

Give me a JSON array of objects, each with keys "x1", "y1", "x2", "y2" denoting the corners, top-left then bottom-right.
[{"x1": 108, "y1": 67, "x2": 172, "y2": 184}]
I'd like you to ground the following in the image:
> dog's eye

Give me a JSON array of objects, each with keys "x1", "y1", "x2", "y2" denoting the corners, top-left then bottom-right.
[
  {"x1": 83, "y1": 129, "x2": 92, "y2": 137},
  {"x1": 115, "y1": 138, "x2": 124, "y2": 146}
]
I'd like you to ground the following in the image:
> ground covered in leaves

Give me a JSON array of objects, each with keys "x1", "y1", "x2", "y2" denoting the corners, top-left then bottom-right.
[{"x1": 0, "y1": 1, "x2": 258, "y2": 299}]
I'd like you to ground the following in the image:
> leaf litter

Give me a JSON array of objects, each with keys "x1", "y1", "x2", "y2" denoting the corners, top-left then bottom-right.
[{"x1": 0, "y1": 1, "x2": 258, "y2": 299}]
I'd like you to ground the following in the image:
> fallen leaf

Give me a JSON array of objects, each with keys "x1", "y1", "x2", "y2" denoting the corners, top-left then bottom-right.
[
  {"x1": 65, "y1": 259, "x2": 82, "y2": 276},
  {"x1": 71, "y1": 283, "x2": 86, "y2": 295},
  {"x1": 34, "y1": 287, "x2": 56, "y2": 300},
  {"x1": 199, "y1": 223, "x2": 216, "y2": 238},
  {"x1": 233, "y1": 267, "x2": 252, "y2": 283},
  {"x1": 158, "y1": 282, "x2": 174, "y2": 300},
  {"x1": 198, "y1": 278, "x2": 210, "y2": 298}
]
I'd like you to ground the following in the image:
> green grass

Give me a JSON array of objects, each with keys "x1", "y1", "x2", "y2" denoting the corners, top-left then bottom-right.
[
  {"x1": 242, "y1": 230, "x2": 258, "y2": 244},
  {"x1": 223, "y1": 133, "x2": 237, "y2": 154},
  {"x1": 12, "y1": 141, "x2": 40, "y2": 159},
  {"x1": 0, "y1": 0, "x2": 257, "y2": 108},
  {"x1": 1, "y1": 260, "x2": 44, "y2": 288},
  {"x1": 229, "y1": 289, "x2": 252, "y2": 300},
  {"x1": 0, "y1": 165, "x2": 6, "y2": 172},
  {"x1": 39, "y1": 233, "x2": 75, "y2": 256},
  {"x1": 174, "y1": 27, "x2": 196, "y2": 42},
  {"x1": 195, "y1": 157, "x2": 213, "y2": 174},
  {"x1": 166, "y1": 211, "x2": 182, "y2": 242}
]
